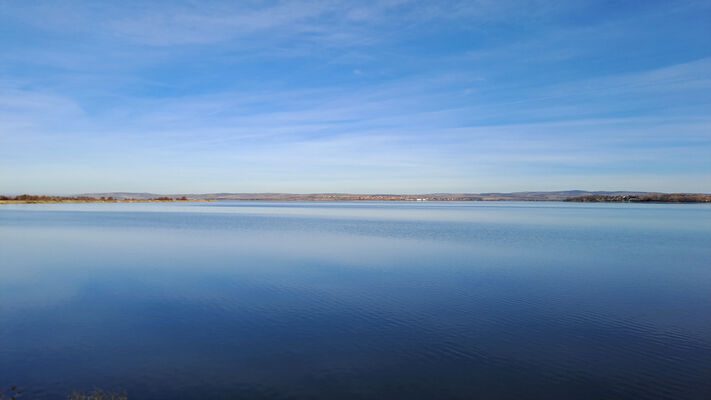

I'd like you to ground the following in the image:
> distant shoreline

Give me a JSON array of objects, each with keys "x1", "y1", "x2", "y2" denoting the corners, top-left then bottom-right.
[{"x1": 1, "y1": 192, "x2": 710, "y2": 204}]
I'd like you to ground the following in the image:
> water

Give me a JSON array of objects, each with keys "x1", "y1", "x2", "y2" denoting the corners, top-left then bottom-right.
[{"x1": 1, "y1": 201, "x2": 710, "y2": 399}]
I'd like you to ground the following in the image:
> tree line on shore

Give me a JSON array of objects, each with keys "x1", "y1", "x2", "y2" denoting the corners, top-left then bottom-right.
[{"x1": 565, "y1": 193, "x2": 711, "y2": 203}]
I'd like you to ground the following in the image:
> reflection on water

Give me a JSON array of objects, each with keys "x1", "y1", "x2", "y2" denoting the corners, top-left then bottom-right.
[{"x1": 1, "y1": 202, "x2": 710, "y2": 399}]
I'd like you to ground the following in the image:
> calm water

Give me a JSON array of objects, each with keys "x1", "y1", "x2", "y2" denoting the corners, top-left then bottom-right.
[{"x1": 1, "y1": 201, "x2": 710, "y2": 399}]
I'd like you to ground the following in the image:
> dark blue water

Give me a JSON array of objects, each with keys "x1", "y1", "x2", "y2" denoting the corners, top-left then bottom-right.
[{"x1": 1, "y1": 201, "x2": 710, "y2": 399}]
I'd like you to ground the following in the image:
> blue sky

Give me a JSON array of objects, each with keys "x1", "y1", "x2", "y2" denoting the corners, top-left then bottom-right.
[{"x1": 1, "y1": 0, "x2": 710, "y2": 194}]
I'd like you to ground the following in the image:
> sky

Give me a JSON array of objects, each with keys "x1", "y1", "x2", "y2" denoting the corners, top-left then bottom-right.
[{"x1": 0, "y1": 0, "x2": 710, "y2": 195}]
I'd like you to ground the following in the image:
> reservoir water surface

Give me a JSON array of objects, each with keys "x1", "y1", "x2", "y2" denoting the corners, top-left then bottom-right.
[{"x1": 1, "y1": 201, "x2": 710, "y2": 399}]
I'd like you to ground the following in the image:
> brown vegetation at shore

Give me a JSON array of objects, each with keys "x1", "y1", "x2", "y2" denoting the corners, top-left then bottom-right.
[
  {"x1": 0, "y1": 386, "x2": 22, "y2": 400},
  {"x1": 0, "y1": 195, "x2": 205, "y2": 204}
]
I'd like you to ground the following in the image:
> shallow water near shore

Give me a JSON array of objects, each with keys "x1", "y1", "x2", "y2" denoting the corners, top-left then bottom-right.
[{"x1": 1, "y1": 201, "x2": 710, "y2": 399}]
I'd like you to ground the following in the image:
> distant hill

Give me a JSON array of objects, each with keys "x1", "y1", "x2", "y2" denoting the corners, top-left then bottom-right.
[{"x1": 82, "y1": 192, "x2": 158, "y2": 200}]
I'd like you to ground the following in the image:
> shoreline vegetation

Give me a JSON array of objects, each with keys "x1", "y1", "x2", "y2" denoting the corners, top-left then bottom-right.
[
  {"x1": 1, "y1": 192, "x2": 710, "y2": 204},
  {"x1": 564, "y1": 193, "x2": 711, "y2": 203}
]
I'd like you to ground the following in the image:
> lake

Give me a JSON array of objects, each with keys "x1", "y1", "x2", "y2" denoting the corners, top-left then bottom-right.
[{"x1": 1, "y1": 201, "x2": 710, "y2": 399}]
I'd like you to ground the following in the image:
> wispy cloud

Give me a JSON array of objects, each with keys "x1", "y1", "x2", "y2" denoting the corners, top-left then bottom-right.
[{"x1": 1, "y1": 0, "x2": 710, "y2": 193}]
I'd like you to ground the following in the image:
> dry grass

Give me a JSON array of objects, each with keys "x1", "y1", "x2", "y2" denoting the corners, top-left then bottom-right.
[{"x1": 0, "y1": 386, "x2": 23, "y2": 399}]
